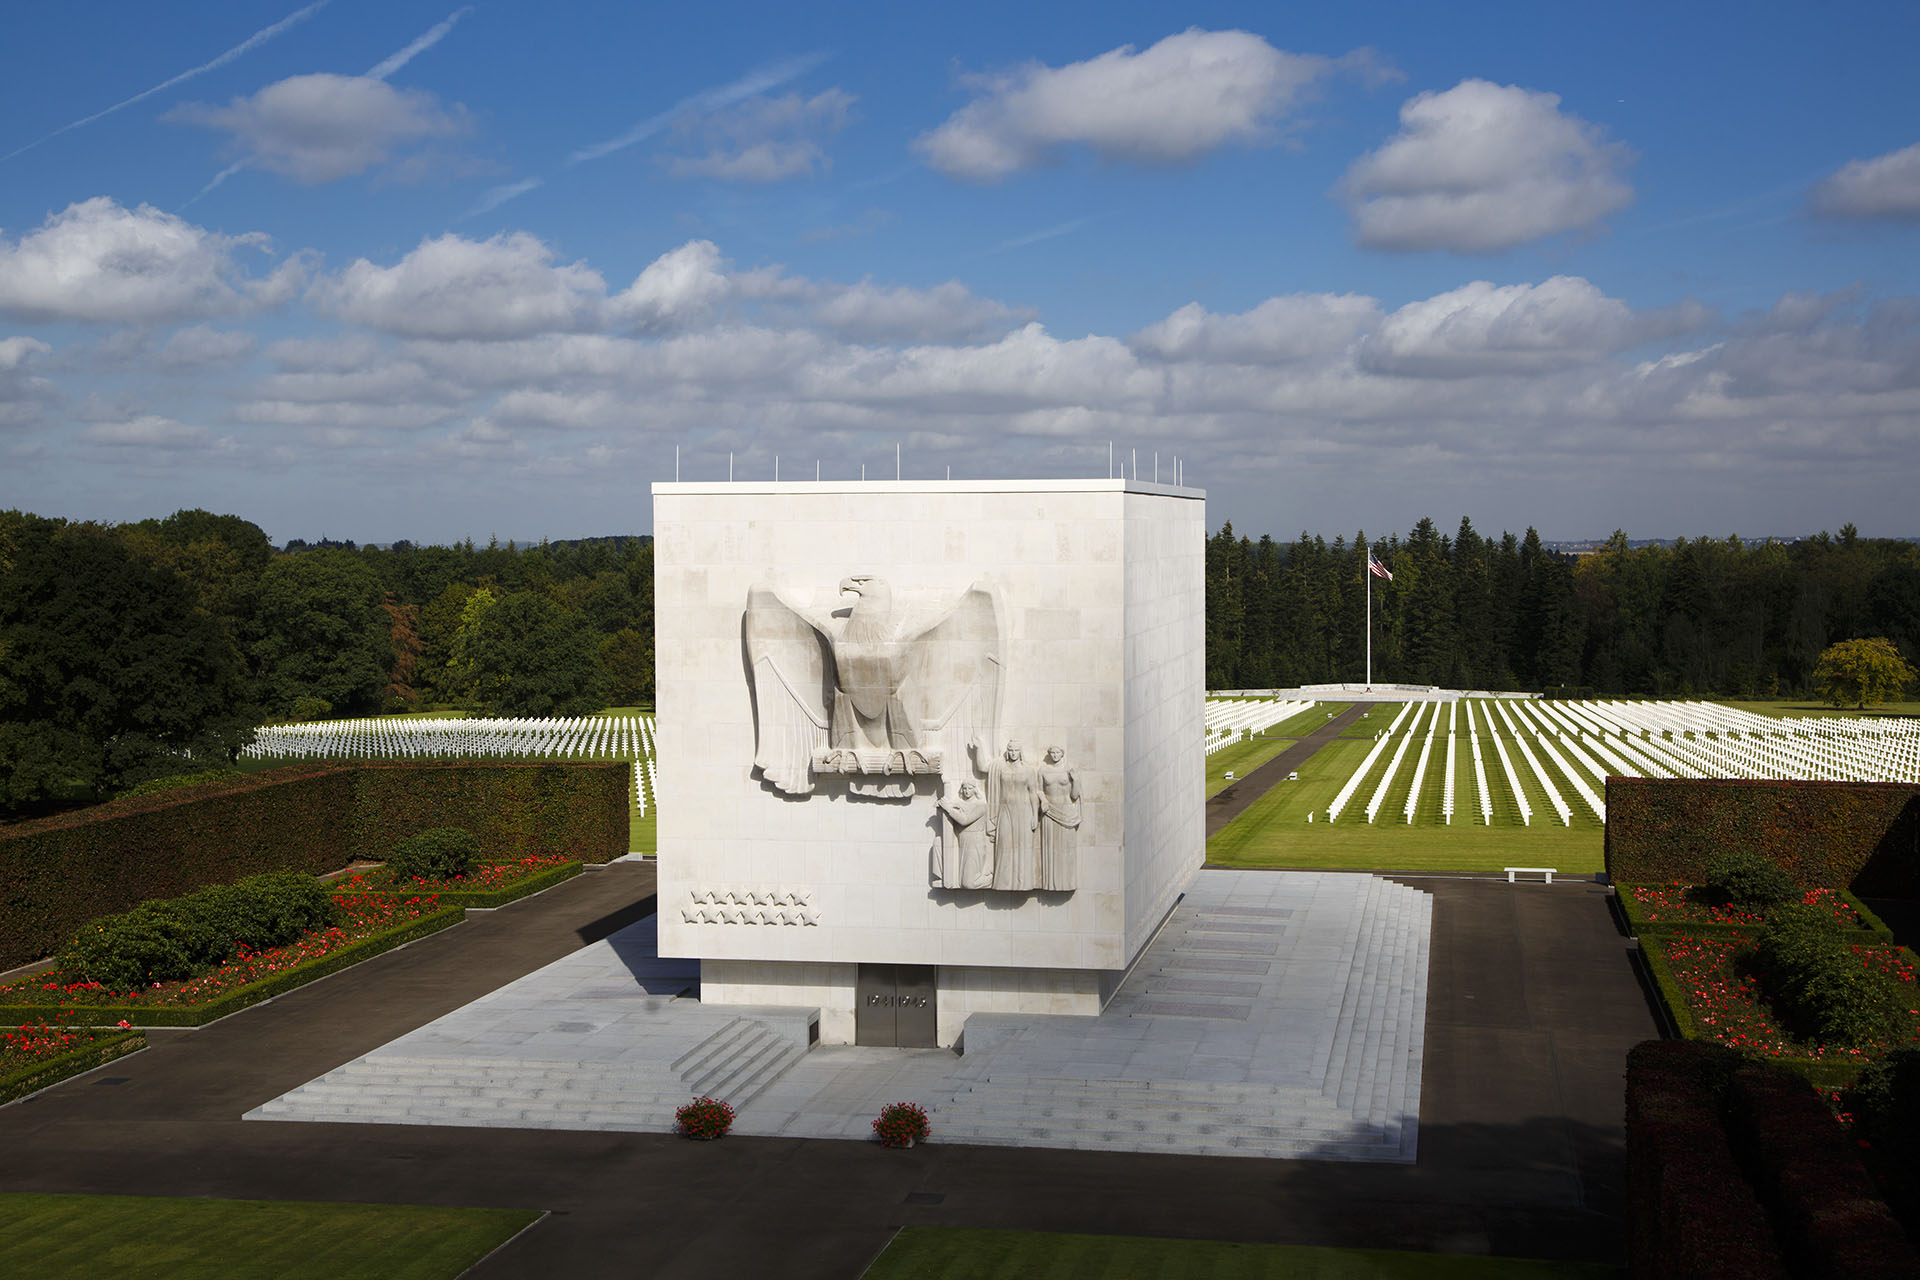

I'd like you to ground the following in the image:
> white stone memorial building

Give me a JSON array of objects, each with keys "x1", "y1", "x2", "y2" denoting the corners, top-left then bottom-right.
[{"x1": 653, "y1": 478, "x2": 1204, "y2": 1046}]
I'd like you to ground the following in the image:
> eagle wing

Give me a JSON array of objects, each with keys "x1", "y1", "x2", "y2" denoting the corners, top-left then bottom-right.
[
  {"x1": 897, "y1": 584, "x2": 1002, "y2": 786},
  {"x1": 744, "y1": 584, "x2": 832, "y2": 795}
]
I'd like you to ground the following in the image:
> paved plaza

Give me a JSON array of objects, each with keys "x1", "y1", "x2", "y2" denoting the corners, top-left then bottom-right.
[{"x1": 250, "y1": 870, "x2": 1430, "y2": 1162}]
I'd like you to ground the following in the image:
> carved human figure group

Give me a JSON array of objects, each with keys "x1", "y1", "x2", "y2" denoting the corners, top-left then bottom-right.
[{"x1": 934, "y1": 740, "x2": 1080, "y2": 892}]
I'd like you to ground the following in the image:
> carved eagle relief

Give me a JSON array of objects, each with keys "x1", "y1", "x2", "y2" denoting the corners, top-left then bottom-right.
[{"x1": 744, "y1": 576, "x2": 1002, "y2": 798}]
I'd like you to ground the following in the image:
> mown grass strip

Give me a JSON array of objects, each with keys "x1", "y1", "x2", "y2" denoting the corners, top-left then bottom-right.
[
  {"x1": 0, "y1": 1194, "x2": 539, "y2": 1280},
  {"x1": 863, "y1": 1226, "x2": 1622, "y2": 1279},
  {"x1": 1206, "y1": 733, "x2": 1605, "y2": 875}
]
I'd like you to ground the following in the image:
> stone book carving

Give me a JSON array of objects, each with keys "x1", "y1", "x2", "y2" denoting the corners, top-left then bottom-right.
[{"x1": 745, "y1": 576, "x2": 1002, "y2": 798}]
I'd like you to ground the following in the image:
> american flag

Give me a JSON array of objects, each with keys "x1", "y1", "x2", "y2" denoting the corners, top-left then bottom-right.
[{"x1": 1368, "y1": 555, "x2": 1393, "y2": 581}]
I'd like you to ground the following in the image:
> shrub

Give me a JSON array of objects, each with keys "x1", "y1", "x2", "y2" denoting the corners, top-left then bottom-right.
[
  {"x1": 675, "y1": 1096, "x2": 734, "y2": 1139},
  {"x1": 56, "y1": 871, "x2": 338, "y2": 990},
  {"x1": 1704, "y1": 850, "x2": 1797, "y2": 909},
  {"x1": 872, "y1": 1101, "x2": 930, "y2": 1148},
  {"x1": 1847, "y1": 1049, "x2": 1920, "y2": 1166},
  {"x1": 385, "y1": 827, "x2": 480, "y2": 881},
  {"x1": 1750, "y1": 905, "x2": 1909, "y2": 1048}
]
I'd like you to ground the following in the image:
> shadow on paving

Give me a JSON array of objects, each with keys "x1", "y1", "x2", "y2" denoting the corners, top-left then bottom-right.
[{"x1": 0, "y1": 865, "x2": 1656, "y2": 1279}]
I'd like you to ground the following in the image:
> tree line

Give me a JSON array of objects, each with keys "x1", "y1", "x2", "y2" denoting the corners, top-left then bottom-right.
[
  {"x1": 7, "y1": 503, "x2": 1914, "y2": 816},
  {"x1": 1206, "y1": 517, "x2": 1920, "y2": 698},
  {"x1": 1, "y1": 508, "x2": 652, "y2": 813}
]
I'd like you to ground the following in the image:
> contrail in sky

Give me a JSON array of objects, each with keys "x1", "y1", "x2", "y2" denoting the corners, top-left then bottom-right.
[
  {"x1": 367, "y1": 6, "x2": 473, "y2": 81},
  {"x1": 185, "y1": 7, "x2": 473, "y2": 208},
  {"x1": 466, "y1": 52, "x2": 830, "y2": 219},
  {"x1": 567, "y1": 52, "x2": 830, "y2": 165},
  {"x1": 4, "y1": 0, "x2": 331, "y2": 163}
]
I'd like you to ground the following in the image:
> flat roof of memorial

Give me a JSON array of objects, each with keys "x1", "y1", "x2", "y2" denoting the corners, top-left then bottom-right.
[{"x1": 651, "y1": 477, "x2": 1204, "y2": 499}]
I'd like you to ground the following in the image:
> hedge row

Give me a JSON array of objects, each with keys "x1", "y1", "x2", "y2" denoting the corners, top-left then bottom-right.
[
  {"x1": 1727, "y1": 1063, "x2": 1920, "y2": 1279},
  {"x1": 0, "y1": 762, "x2": 624, "y2": 969},
  {"x1": 1606, "y1": 778, "x2": 1920, "y2": 896},
  {"x1": 1625, "y1": 1041, "x2": 1790, "y2": 1280},
  {"x1": 1626, "y1": 1041, "x2": 1920, "y2": 1279},
  {"x1": 0, "y1": 905, "x2": 465, "y2": 1028},
  {"x1": 0, "y1": 1030, "x2": 146, "y2": 1106}
]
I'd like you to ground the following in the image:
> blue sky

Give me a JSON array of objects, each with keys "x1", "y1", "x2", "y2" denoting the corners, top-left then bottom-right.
[{"x1": 3, "y1": 0, "x2": 1918, "y2": 544}]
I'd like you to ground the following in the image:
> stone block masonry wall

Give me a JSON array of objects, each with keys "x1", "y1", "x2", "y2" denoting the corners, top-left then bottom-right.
[{"x1": 1122, "y1": 489, "x2": 1207, "y2": 963}]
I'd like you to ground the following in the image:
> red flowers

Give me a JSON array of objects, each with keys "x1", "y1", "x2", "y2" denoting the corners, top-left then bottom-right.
[{"x1": 0, "y1": 894, "x2": 443, "y2": 1010}]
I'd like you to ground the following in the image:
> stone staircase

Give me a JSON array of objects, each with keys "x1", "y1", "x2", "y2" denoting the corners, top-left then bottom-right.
[{"x1": 671, "y1": 1016, "x2": 807, "y2": 1107}]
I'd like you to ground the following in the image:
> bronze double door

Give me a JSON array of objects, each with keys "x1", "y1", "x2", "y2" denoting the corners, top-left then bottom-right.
[{"x1": 855, "y1": 963, "x2": 936, "y2": 1047}]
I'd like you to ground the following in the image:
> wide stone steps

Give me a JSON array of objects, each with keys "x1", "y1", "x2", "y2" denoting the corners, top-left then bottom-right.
[
  {"x1": 249, "y1": 1014, "x2": 805, "y2": 1132},
  {"x1": 672, "y1": 1016, "x2": 805, "y2": 1108}
]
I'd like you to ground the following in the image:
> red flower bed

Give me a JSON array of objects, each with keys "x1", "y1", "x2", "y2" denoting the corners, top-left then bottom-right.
[
  {"x1": 0, "y1": 892, "x2": 443, "y2": 1010},
  {"x1": 1661, "y1": 931, "x2": 1920, "y2": 1060},
  {"x1": 338, "y1": 853, "x2": 573, "y2": 895},
  {"x1": 0, "y1": 1016, "x2": 125, "y2": 1073},
  {"x1": 1631, "y1": 884, "x2": 1866, "y2": 929}
]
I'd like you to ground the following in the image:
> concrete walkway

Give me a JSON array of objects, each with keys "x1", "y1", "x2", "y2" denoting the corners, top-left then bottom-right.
[{"x1": 249, "y1": 871, "x2": 1431, "y2": 1162}]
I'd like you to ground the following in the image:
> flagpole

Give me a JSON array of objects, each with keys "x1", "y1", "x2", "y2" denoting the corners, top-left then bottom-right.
[{"x1": 1365, "y1": 552, "x2": 1372, "y2": 691}]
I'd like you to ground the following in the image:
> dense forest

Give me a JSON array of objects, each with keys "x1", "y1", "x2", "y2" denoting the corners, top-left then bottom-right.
[
  {"x1": 1206, "y1": 517, "x2": 1920, "y2": 696},
  {"x1": 1, "y1": 508, "x2": 652, "y2": 812},
  {"x1": 6, "y1": 504, "x2": 1916, "y2": 814}
]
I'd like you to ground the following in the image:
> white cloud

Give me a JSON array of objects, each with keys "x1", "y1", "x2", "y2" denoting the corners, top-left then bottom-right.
[
  {"x1": 1362, "y1": 277, "x2": 1637, "y2": 376},
  {"x1": 1131, "y1": 294, "x2": 1381, "y2": 364},
  {"x1": 667, "y1": 89, "x2": 855, "y2": 182},
  {"x1": 0, "y1": 198, "x2": 305, "y2": 324},
  {"x1": 1810, "y1": 141, "x2": 1920, "y2": 221},
  {"x1": 168, "y1": 73, "x2": 466, "y2": 183},
  {"x1": 609, "y1": 240, "x2": 735, "y2": 331},
  {"x1": 805, "y1": 280, "x2": 1029, "y2": 345},
  {"x1": 0, "y1": 336, "x2": 51, "y2": 371},
  {"x1": 310, "y1": 232, "x2": 607, "y2": 339},
  {"x1": 0, "y1": 336, "x2": 56, "y2": 428},
  {"x1": 158, "y1": 325, "x2": 256, "y2": 367},
  {"x1": 915, "y1": 29, "x2": 1349, "y2": 181},
  {"x1": 1340, "y1": 79, "x2": 1634, "y2": 252},
  {"x1": 81, "y1": 415, "x2": 217, "y2": 448}
]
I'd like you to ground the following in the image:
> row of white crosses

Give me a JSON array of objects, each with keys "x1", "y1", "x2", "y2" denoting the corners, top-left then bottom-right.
[
  {"x1": 1321, "y1": 695, "x2": 1920, "y2": 827},
  {"x1": 1202, "y1": 699, "x2": 1316, "y2": 756},
  {"x1": 242, "y1": 713, "x2": 660, "y2": 814}
]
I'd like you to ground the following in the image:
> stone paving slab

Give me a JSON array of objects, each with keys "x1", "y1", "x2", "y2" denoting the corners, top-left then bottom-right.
[{"x1": 250, "y1": 870, "x2": 1431, "y2": 1163}]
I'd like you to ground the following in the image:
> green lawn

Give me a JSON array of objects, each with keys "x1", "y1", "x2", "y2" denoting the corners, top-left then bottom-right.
[
  {"x1": 864, "y1": 1227, "x2": 1621, "y2": 1279},
  {"x1": 0, "y1": 1194, "x2": 539, "y2": 1280},
  {"x1": 1207, "y1": 713, "x2": 1606, "y2": 875},
  {"x1": 1205, "y1": 735, "x2": 1296, "y2": 798}
]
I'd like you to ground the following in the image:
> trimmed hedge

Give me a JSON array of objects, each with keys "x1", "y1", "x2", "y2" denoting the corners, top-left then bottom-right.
[
  {"x1": 1726, "y1": 1063, "x2": 1920, "y2": 1280},
  {"x1": 0, "y1": 762, "x2": 625, "y2": 969},
  {"x1": 1625, "y1": 1040, "x2": 1790, "y2": 1280},
  {"x1": 0, "y1": 905, "x2": 464, "y2": 1028},
  {"x1": 385, "y1": 827, "x2": 480, "y2": 881},
  {"x1": 0, "y1": 1030, "x2": 146, "y2": 1106},
  {"x1": 1605, "y1": 777, "x2": 1920, "y2": 896}
]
